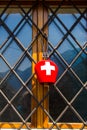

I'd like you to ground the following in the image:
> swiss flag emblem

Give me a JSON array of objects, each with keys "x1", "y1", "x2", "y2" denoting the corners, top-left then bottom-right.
[{"x1": 35, "y1": 60, "x2": 58, "y2": 83}]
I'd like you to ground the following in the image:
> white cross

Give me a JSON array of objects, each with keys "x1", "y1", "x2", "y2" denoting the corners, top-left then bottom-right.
[{"x1": 41, "y1": 61, "x2": 55, "y2": 75}]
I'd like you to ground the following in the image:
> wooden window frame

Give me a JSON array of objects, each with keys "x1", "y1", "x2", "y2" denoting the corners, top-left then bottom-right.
[{"x1": 0, "y1": 0, "x2": 87, "y2": 129}]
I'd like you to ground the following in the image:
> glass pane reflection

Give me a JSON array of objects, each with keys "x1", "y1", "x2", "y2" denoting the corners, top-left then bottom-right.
[
  {"x1": 49, "y1": 13, "x2": 87, "y2": 122},
  {"x1": 0, "y1": 12, "x2": 32, "y2": 122}
]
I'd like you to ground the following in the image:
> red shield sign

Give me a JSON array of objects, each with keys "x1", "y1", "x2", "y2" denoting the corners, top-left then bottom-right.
[{"x1": 35, "y1": 60, "x2": 58, "y2": 83}]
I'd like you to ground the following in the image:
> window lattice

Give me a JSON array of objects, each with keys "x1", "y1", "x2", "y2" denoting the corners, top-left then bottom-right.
[{"x1": 0, "y1": 0, "x2": 87, "y2": 129}]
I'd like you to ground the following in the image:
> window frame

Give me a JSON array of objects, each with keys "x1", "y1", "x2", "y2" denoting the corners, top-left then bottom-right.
[{"x1": 0, "y1": 0, "x2": 87, "y2": 129}]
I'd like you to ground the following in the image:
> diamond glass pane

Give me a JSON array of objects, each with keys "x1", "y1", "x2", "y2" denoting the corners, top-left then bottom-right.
[
  {"x1": 12, "y1": 89, "x2": 31, "y2": 121},
  {"x1": 72, "y1": 52, "x2": 87, "y2": 83},
  {"x1": 0, "y1": 93, "x2": 7, "y2": 112},
  {"x1": 1, "y1": 72, "x2": 22, "y2": 99},
  {"x1": 15, "y1": 56, "x2": 32, "y2": 82},
  {"x1": 0, "y1": 58, "x2": 10, "y2": 80},
  {"x1": 0, "y1": 26, "x2": 9, "y2": 46},
  {"x1": 3, "y1": 41, "x2": 23, "y2": 66},
  {"x1": 73, "y1": 89, "x2": 87, "y2": 121},
  {"x1": 0, "y1": 106, "x2": 21, "y2": 122},
  {"x1": 49, "y1": 86, "x2": 66, "y2": 121},
  {"x1": 4, "y1": 13, "x2": 22, "y2": 31},
  {"x1": 16, "y1": 20, "x2": 32, "y2": 48}
]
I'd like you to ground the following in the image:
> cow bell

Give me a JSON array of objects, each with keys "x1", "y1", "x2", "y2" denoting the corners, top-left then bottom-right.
[{"x1": 35, "y1": 59, "x2": 58, "y2": 83}]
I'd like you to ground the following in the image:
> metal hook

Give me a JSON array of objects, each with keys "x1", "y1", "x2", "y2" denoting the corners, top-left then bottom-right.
[{"x1": 42, "y1": 33, "x2": 49, "y2": 59}]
